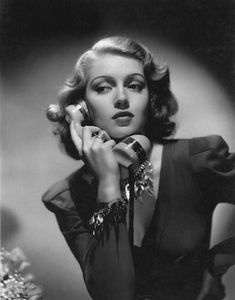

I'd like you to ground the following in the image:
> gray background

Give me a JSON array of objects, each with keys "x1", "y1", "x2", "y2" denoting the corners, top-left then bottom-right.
[{"x1": 1, "y1": 1, "x2": 235, "y2": 299}]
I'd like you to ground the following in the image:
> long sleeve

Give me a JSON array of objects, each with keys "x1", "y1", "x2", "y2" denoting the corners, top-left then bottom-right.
[
  {"x1": 196, "y1": 237, "x2": 235, "y2": 300},
  {"x1": 42, "y1": 175, "x2": 135, "y2": 300},
  {"x1": 189, "y1": 135, "x2": 235, "y2": 298}
]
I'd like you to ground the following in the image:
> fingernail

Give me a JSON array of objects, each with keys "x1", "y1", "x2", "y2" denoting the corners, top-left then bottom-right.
[{"x1": 97, "y1": 130, "x2": 110, "y2": 141}]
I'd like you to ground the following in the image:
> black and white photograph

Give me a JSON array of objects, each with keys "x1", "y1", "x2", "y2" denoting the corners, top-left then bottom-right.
[{"x1": 1, "y1": 1, "x2": 235, "y2": 299}]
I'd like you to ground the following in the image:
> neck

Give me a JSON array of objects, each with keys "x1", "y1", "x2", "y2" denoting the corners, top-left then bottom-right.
[{"x1": 113, "y1": 133, "x2": 142, "y2": 144}]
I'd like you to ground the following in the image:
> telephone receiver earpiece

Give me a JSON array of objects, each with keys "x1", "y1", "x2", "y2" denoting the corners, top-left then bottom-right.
[
  {"x1": 65, "y1": 100, "x2": 90, "y2": 137},
  {"x1": 66, "y1": 101, "x2": 151, "y2": 170}
]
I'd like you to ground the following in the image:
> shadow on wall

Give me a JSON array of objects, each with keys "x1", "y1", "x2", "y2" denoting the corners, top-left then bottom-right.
[{"x1": 1, "y1": 206, "x2": 21, "y2": 244}]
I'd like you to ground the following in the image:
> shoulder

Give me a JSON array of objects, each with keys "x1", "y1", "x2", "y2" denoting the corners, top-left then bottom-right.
[
  {"x1": 188, "y1": 135, "x2": 228, "y2": 156},
  {"x1": 42, "y1": 177, "x2": 70, "y2": 203},
  {"x1": 163, "y1": 135, "x2": 229, "y2": 169},
  {"x1": 186, "y1": 135, "x2": 233, "y2": 177},
  {"x1": 42, "y1": 166, "x2": 87, "y2": 212},
  {"x1": 165, "y1": 135, "x2": 227, "y2": 154}
]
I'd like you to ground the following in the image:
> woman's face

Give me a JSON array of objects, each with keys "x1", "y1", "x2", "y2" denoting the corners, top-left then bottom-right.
[{"x1": 85, "y1": 54, "x2": 149, "y2": 139}]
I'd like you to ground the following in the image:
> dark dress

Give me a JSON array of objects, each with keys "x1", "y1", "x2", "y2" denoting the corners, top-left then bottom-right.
[{"x1": 42, "y1": 135, "x2": 235, "y2": 300}]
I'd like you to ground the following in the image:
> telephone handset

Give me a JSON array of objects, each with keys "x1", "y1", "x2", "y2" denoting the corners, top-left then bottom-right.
[{"x1": 66, "y1": 100, "x2": 151, "y2": 170}]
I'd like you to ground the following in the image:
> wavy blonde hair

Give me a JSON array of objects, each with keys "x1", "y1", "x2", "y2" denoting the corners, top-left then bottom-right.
[{"x1": 47, "y1": 36, "x2": 178, "y2": 159}]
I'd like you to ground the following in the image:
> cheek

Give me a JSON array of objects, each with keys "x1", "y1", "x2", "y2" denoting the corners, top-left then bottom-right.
[
  {"x1": 137, "y1": 96, "x2": 149, "y2": 114},
  {"x1": 86, "y1": 99, "x2": 100, "y2": 120},
  {"x1": 88, "y1": 105, "x2": 110, "y2": 125}
]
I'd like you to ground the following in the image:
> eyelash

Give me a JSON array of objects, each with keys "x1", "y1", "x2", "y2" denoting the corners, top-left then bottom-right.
[
  {"x1": 95, "y1": 86, "x2": 111, "y2": 93},
  {"x1": 128, "y1": 83, "x2": 144, "y2": 92},
  {"x1": 95, "y1": 82, "x2": 144, "y2": 94}
]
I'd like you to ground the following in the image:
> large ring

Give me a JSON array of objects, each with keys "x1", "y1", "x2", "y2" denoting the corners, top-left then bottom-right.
[{"x1": 96, "y1": 130, "x2": 109, "y2": 141}]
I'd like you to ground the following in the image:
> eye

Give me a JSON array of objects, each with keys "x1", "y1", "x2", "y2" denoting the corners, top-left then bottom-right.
[
  {"x1": 128, "y1": 82, "x2": 145, "y2": 92},
  {"x1": 95, "y1": 85, "x2": 112, "y2": 94}
]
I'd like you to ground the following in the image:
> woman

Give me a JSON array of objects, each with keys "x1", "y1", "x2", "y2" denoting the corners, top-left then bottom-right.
[{"x1": 42, "y1": 36, "x2": 235, "y2": 300}]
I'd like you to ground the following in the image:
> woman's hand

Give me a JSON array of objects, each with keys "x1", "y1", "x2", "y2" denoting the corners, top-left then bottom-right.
[
  {"x1": 68, "y1": 116, "x2": 121, "y2": 202},
  {"x1": 82, "y1": 126, "x2": 119, "y2": 180}
]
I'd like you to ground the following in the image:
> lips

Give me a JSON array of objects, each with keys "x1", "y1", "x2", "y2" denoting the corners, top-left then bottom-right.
[{"x1": 112, "y1": 111, "x2": 134, "y2": 119}]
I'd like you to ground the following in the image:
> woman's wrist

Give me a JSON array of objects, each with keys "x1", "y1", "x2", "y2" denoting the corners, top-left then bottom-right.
[
  {"x1": 97, "y1": 178, "x2": 121, "y2": 203},
  {"x1": 89, "y1": 197, "x2": 128, "y2": 239}
]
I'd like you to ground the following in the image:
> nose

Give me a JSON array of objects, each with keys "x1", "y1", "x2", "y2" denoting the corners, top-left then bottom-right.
[{"x1": 114, "y1": 86, "x2": 129, "y2": 109}]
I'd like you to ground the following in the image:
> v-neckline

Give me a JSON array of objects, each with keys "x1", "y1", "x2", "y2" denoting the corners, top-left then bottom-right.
[
  {"x1": 78, "y1": 139, "x2": 172, "y2": 250},
  {"x1": 134, "y1": 140, "x2": 171, "y2": 249}
]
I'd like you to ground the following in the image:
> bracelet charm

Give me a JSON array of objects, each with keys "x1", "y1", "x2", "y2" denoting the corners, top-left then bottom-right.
[{"x1": 89, "y1": 197, "x2": 128, "y2": 239}]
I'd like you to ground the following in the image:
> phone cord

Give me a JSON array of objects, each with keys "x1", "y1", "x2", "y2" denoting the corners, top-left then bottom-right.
[{"x1": 128, "y1": 166, "x2": 135, "y2": 252}]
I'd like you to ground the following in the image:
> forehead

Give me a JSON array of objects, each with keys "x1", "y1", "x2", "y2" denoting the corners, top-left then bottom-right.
[{"x1": 87, "y1": 54, "x2": 144, "y2": 81}]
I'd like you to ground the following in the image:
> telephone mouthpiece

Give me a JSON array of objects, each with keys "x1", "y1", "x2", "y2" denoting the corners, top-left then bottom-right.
[{"x1": 113, "y1": 135, "x2": 151, "y2": 169}]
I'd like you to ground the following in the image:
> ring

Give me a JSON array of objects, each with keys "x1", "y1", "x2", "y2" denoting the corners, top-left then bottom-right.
[{"x1": 96, "y1": 131, "x2": 106, "y2": 141}]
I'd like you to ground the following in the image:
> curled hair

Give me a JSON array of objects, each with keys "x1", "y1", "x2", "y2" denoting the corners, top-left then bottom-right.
[{"x1": 47, "y1": 36, "x2": 178, "y2": 159}]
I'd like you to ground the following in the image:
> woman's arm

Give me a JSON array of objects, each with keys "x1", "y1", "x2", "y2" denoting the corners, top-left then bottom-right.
[
  {"x1": 196, "y1": 237, "x2": 235, "y2": 300},
  {"x1": 189, "y1": 135, "x2": 235, "y2": 299},
  {"x1": 44, "y1": 106, "x2": 136, "y2": 299},
  {"x1": 42, "y1": 183, "x2": 135, "y2": 300}
]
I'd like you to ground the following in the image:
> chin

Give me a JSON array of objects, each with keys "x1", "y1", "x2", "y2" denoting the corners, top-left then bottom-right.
[{"x1": 109, "y1": 128, "x2": 141, "y2": 140}]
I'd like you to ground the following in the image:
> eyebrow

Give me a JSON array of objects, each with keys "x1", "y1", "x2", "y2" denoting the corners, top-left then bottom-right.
[{"x1": 89, "y1": 73, "x2": 146, "y2": 85}]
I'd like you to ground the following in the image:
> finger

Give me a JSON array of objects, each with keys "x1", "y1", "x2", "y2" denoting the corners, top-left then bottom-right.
[
  {"x1": 65, "y1": 105, "x2": 76, "y2": 123},
  {"x1": 66, "y1": 105, "x2": 86, "y2": 137},
  {"x1": 91, "y1": 135, "x2": 104, "y2": 148},
  {"x1": 103, "y1": 139, "x2": 116, "y2": 148},
  {"x1": 96, "y1": 130, "x2": 111, "y2": 142},
  {"x1": 91, "y1": 131, "x2": 113, "y2": 148},
  {"x1": 91, "y1": 138, "x2": 116, "y2": 152},
  {"x1": 70, "y1": 121, "x2": 82, "y2": 155},
  {"x1": 82, "y1": 126, "x2": 101, "y2": 147}
]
